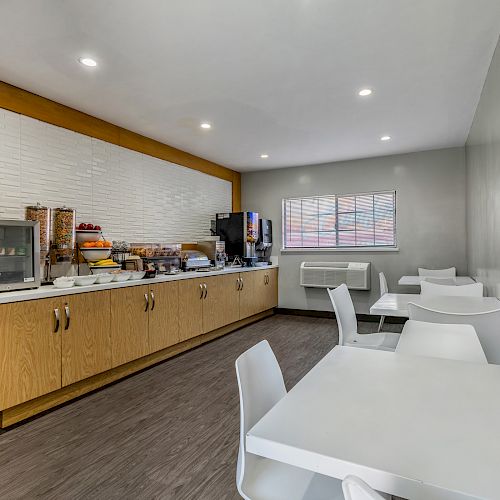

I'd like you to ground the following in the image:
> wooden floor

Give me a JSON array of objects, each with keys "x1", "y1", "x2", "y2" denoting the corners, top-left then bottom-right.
[{"x1": 0, "y1": 314, "x2": 402, "y2": 499}]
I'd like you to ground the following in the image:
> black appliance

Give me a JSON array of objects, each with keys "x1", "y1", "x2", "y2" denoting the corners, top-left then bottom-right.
[
  {"x1": 215, "y1": 212, "x2": 259, "y2": 266},
  {"x1": 256, "y1": 219, "x2": 273, "y2": 263}
]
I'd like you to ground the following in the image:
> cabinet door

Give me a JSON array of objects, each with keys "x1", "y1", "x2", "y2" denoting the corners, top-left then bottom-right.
[
  {"x1": 0, "y1": 298, "x2": 61, "y2": 409},
  {"x1": 202, "y1": 274, "x2": 240, "y2": 333},
  {"x1": 239, "y1": 271, "x2": 260, "y2": 319},
  {"x1": 178, "y1": 278, "x2": 204, "y2": 342},
  {"x1": 263, "y1": 268, "x2": 279, "y2": 310},
  {"x1": 61, "y1": 290, "x2": 112, "y2": 386},
  {"x1": 148, "y1": 281, "x2": 179, "y2": 353},
  {"x1": 110, "y1": 285, "x2": 149, "y2": 367}
]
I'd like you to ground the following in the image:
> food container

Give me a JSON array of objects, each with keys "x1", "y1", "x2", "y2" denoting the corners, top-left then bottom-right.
[
  {"x1": 74, "y1": 275, "x2": 98, "y2": 286},
  {"x1": 112, "y1": 271, "x2": 132, "y2": 282},
  {"x1": 0, "y1": 248, "x2": 5, "y2": 256},
  {"x1": 129, "y1": 271, "x2": 146, "y2": 280},
  {"x1": 89, "y1": 264, "x2": 121, "y2": 273},
  {"x1": 53, "y1": 277, "x2": 75, "y2": 288},
  {"x1": 94, "y1": 273, "x2": 114, "y2": 284},
  {"x1": 76, "y1": 230, "x2": 102, "y2": 244},
  {"x1": 53, "y1": 207, "x2": 76, "y2": 259},
  {"x1": 7, "y1": 247, "x2": 16, "y2": 256},
  {"x1": 79, "y1": 248, "x2": 112, "y2": 261},
  {"x1": 25, "y1": 203, "x2": 50, "y2": 259}
]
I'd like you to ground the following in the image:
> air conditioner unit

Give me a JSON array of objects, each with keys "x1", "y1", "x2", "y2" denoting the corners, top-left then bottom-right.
[{"x1": 300, "y1": 262, "x2": 371, "y2": 290}]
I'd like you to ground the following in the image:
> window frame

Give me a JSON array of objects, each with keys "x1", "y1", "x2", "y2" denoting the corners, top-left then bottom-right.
[{"x1": 281, "y1": 190, "x2": 398, "y2": 252}]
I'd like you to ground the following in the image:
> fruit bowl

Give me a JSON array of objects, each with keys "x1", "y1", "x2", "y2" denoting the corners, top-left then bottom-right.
[
  {"x1": 80, "y1": 248, "x2": 112, "y2": 261},
  {"x1": 76, "y1": 230, "x2": 102, "y2": 243}
]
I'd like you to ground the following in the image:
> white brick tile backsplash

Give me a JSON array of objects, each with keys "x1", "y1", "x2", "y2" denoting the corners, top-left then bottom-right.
[{"x1": 0, "y1": 109, "x2": 231, "y2": 242}]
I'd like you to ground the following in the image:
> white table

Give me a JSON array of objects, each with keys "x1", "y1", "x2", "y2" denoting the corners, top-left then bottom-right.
[
  {"x1": 246, "y1": 346, "x2": 500, "y2": 499},
  {"x1": 397, "y1": 320, "x2": 488, "y2": 364},
  {"x1": 398, "y1": 276, "x2": 475, "y2": 286},
  {"x1": 370, "y1": 293, "x2": 500, "y2": 318}
]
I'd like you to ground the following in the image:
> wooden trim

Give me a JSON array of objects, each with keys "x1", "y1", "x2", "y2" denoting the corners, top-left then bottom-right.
[
  {"x1": 0, "y1": 309, "x2": 273, "y2": 428},
  {"x1": 275, "y1": 307, "x2": 406, "y2": 324},
  {"x1": 0, "y1": 81, "x2": 241, "y2": 210}
]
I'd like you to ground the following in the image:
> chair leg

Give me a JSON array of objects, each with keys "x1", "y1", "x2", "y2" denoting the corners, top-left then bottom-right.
[{"x1": 378, "y1": 315, "x2": 385, "y2": 332}]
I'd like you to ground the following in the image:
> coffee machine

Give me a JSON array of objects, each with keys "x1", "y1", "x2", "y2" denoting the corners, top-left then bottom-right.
[
  {"x1": 256, "y1": 219, "x2": 272, "y2": 264},
  {"x1": 216, "y1": 212, "x2": 259, "y2": 266}
]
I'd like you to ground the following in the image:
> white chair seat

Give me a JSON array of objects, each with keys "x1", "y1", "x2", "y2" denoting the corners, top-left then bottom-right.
[
  {"x1": 346, "y1": 331, "x2": 400, "y2": 351},
  {"x1": 241, "y1": 457, "x2": 344, "y2": 500}
]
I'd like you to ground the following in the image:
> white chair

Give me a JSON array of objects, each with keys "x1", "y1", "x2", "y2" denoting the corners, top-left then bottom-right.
[
  {"x1": 422, "y1": 277, "x2": 457, "y2": 285},
  {"x1": 408, "y1": 303, "x2": 500, "y2": 364},
  {"x1": 420, "y1": 280, "x2": 483, "y2": 297},
  {"x1": 418, "y1": 267, "x2": 456, "y2": 278},
  {"x1": 377, "y1": 272, "x2": 388, "y2": 332},
  {"x1": 342, "y1": 476, "x2": 386, "y2": 500},
  {"x1": 235, "y1": 340, "x2": 344, "y2": 500},
  {"x1": 328, "y1": 284, "x2": 399, "y2": 351}
]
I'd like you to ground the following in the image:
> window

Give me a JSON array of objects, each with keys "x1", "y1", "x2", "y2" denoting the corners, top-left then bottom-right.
[{"x1": 282, "y1": 190, "x2": 396, "y2": 249}]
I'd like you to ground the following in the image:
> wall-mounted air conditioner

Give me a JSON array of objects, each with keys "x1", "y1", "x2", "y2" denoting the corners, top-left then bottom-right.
[{"x1": 300, "y1": 262, "x2": 371, "y2": 290}]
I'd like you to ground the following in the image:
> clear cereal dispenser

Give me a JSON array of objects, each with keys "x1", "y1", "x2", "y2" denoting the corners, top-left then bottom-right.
[{"x1": 53, "y1": 206, "x2": 76, "y2": 261}]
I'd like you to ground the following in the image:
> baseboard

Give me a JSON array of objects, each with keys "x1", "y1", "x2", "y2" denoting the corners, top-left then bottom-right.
[
  {"x1": 0, "y1": 309, "x2": 273, "y2": 428},
  {"x1": 275, "y1": 308, "x2": 406, "y2": 324}
]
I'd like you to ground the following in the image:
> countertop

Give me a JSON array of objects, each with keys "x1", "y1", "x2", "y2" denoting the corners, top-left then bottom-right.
[{"x1": 0, "y1": 264, "x2": 279, "y2": 304}]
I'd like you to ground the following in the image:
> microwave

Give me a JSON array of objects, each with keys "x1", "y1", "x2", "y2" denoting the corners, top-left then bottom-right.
[{"x1": 0, "y1": 220, "x2": 41, "y2": 292}]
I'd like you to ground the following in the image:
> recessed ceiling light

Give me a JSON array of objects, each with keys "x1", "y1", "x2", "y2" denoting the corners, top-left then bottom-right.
[
  {"x1": 380, "y1": 135, "x2": 391, "y2": 141},
  {"x1": 358, "y1": 88, "x2": 372, "y2": 96},
  {"x1": 260, "y1": 154, "x2": 269, "y2": 159},
  {"x1": 78, "y1": 57, "x2": 97, "y2": 67},
  {"x1": 200, "y1": 123, "x2": 211, "y2": 129}
]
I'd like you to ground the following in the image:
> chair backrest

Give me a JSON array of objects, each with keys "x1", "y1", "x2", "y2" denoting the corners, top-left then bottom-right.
[
  {"x1": 422, "y1": 277, "x2": 457, "y2": 286},
  {"x1": 342, "y1": 475, "x2": 385, "y2": 500},
  {"x1": 408, "y1": 303, "x2": 500, "y2": 364},
  {"x1": 235, "y1": 340, "x2": 287, "y2": 496},
  {"x1": 379, "y1": 272, "x2": 388, "y2": 297},
  {"x1": 418, "y1": 267, "x2": 456, "y2": 278},
  {"x1": 327, "y1": 284, "x2": 357, "y2": 346},
  {"x1": 420, "y1": 281, "x2": 483, "y2": 297}
]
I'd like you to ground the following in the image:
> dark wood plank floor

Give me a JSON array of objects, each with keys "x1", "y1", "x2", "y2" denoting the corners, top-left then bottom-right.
[{"x1": 0, "y1": 314, "x2": 402, "y2": 500}]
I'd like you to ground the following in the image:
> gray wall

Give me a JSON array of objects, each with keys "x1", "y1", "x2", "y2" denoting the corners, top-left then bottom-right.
[
  {"x1": 466, "y1": 37, "x2": 500, "y2": 298},
  {"x1": 242, "y1": 148, "x2": 467, "y2": 313}
]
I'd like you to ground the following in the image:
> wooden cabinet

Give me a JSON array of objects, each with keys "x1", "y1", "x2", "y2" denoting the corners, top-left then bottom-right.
[
  {"x1": 262, "y1": 268, "x2": 279, "y2": 311},
  {"x1": 61, "y1": 291, "x2": 112, "y2": 386},
  {"x1": 110, "y1": 285, "x2": 149, "y2": 367},
  {"x1": 203, "y1": 274, "x2": 240, "y2": 332},
  {"x1": 0, "y1": 298, "x2": 61, "y2": 410},
  {"x1": 148, "y1": 281, "x2": 179, "y2": 353},
  {"x1": 238, "y1": 270, "x2": 260, "y2": 319},
  {"x1": 178, "y1": 278, "x2": 205, "y2": 342}
]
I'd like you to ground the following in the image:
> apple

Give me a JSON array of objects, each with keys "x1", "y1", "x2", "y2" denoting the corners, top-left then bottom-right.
[
  {"x1": 94, "y1": 225, "x2": 102, "y2": 231},
  {"x1": 87, "y1": 224, "x2": 94, "y2": 230},
  {"x1": 78, "y1": 223, "x2": 86, "y2": 230}
]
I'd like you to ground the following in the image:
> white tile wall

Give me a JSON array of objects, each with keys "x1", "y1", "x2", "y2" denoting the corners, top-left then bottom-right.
[{"x1": 0, "y1": 109, "x2": 232, "y2": 242}]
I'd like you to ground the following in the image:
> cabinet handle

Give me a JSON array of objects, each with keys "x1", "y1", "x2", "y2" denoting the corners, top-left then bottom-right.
[
  {"x1": 53, "y1": 308, "x2": 60, "y2": 333},
  {"x1": 144, "y1": 293, "x2": 149, "y2": 312},
  {"x1": 200, "y1": 283, "x2": 204, "y2": 299},
  {"x1": 150, "y1": 291, "x2": 155, "y2": 311},
  {"x1": 236, "y1": 278, "x2": 241, "y2": 291},
  {"x1": 240, "y1": 278, "x2": 244, "y2": 290},
  {"x1": 203, "y1": 283, "x2": 208, "y2": 299},
  {"x1": 64, "y1": 304, "x2": 70, "y2": 330}
]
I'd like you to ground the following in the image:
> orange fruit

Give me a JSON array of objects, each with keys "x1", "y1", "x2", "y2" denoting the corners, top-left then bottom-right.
[
  {"x1": 95, "y1": 241, "x2": 104, "y2": 248},
  {"x1": 82, "y1": 241, "x2": 94, "y2": 248},
  {"x1": 103, "y1": 241, "x2": 112, "y2": 248}
]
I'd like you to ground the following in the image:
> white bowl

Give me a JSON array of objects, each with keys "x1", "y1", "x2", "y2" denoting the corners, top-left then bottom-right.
[
  {"x1": 53, "y1": 277, "x2": 75, "y2": 289},
  {"x1": 76, "y1": 230, "x2": 102, "y2": 243},
  {"x1": 79, "y1": 248, "x2": 112, "y2": 261},
  {"x1": 128, "y1": 271, "x2": 146, "y2": 280},
  {"x1": 74, "y1": 275, "x2": 98, "y2": 286},
  {"x1": 112, "y1": 272, "x2": 132, "y2": 282},
  {"x1": 94, "y1": 273, "x2": 114, "y2": 284}
]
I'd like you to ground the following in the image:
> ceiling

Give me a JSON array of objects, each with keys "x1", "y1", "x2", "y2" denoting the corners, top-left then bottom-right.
[{"x1": 0, "y1": 1, "x2": 499, "y2": 172}]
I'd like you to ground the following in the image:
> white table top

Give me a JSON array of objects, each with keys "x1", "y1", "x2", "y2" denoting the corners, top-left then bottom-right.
[
  {"x1": 397, "y1": 320, "x2": 488, "y2": 364},
  {"x1": 398, "y1": 276, "x2": 475, "y2": 286},
  {"x1": 246, "y1": 346, "x2": 500, "y2": 499},
  {"x1": 370, "y1": 293, "x2": 500, "y2": 318}
]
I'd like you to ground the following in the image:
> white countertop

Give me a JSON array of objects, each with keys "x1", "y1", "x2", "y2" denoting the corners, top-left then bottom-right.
[
  {"x1": 0, "y1": 264, "x2": 278, "y2": 304},
  {"x1": 247, "y1": 346, "x2": 500, "y2": 499}
]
